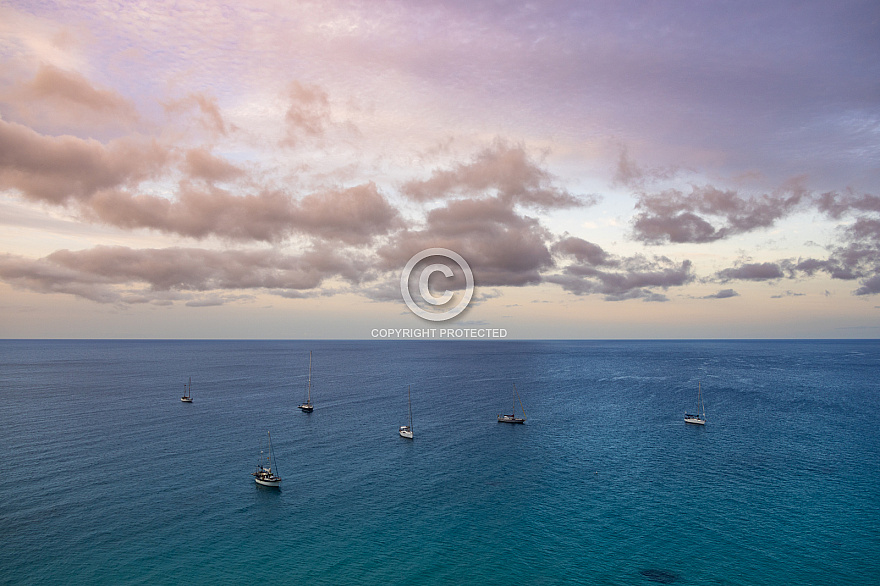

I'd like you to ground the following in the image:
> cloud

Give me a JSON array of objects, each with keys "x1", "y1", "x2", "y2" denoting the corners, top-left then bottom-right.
[
  {"x1": 294, "y1": 183, "x2": 402, "y2": 245},
  {"x1": 619, "y1": 153, "x2": 880, "y2": 296},
  {"x1": 376, "y1": 195, "x2": 555, "y2": 288},
  {"x1": 182, "y1": 147, "x2": 245, "y2": 183},
  {"x1": 0, "y1": 245, "x2": 370, "y2": 305},
  {"x1": 770, "y1": 290, "x2": 805, "y2": 299},
  {"x1": 702, "y1": 289, "x2": 739, "y2": 299},
  {"x1": 0, "y1": 118, "x2": 399, "y2": 244},
  {"x1": 163, "y1": 92, "x2": 234, "y2": 137},
  {"x1": 612, "y1": 148, "x2": 680, "y2": 190},
  {"x1": 816, "y1": 190, "x2": 880, "y2": 219},
  {"x1": 552, "y1": 236, "x2": 616, "y2": 267},
  {"x1": 632, "y1": 181, "x2": 810, "y2": 244},
  {"x1": 401, "y1": 140, "x2": 595, "y2": 209},
  {"x1": 854, "y1": 275, "x2": 880, "y2": 296},
  {"x1": 282, "y1": 81, "x2": 332, "y2": 147},
  {"x1": 362, "y1": 143, "x2": 601, "y2": 293},
  {"x1": 550, "y1": 237, "x2": 694, "y2": 301},
  {"x1": 0, "y1": 119, "x2": 169, "y2": 205},
  {"x1": 792, "y1": 190, "x2": 880, "y2": 294},
  {"x1": 0, "y1": 64, "x2": 140, "y2": 133},
  {"x1": 717, "y1": 262, "x2": 784, "y2": 282}
]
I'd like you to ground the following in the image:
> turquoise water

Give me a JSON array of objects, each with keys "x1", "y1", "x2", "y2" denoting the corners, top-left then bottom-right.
[{"x1": 1, "y1": 340, "x2": 878, "y2": 585}]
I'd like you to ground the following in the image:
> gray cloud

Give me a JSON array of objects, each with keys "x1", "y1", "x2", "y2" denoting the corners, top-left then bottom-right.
[
  {"x1": 855, "y1": 276, "x2": 880, "y2": 296},
  {"x1": 552, "y1": 236, "x2": 616, "y2": 267},
  {"x1": 770, "y1": 290, "x2": 806, "y2": 299},
  {"x1": 792, "y1": 191, "x2": 880, "y2": 294},
  {"x1": 702, "y1": 289, "x2": 739, "y2": 299},
  {"x1": 632, "y1": 182, "x2": 810, "y2": 245},
  {"x1": 816, "y1": 191, "x2": 880, "y2": 219},
  {"x1": 717, "y1": 262, "x2": 785, "y2": 282},
  {"x1": 550, "y1": 237, "x2": 694, "y2": 301}
]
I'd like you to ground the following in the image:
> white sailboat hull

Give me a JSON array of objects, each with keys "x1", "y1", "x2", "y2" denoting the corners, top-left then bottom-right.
[
  {"x1": 399, "y1": 426, "x2": 413, "y2": 439},
  {"x1": 254, "y1": 477, "x2": 282, "y2": 487},
  {"x1": 684, "y1": 416, "x2": 705, "y2": 425},
  {"x1": 498, "y1": 415, "x2": 525, "y2": 424},
  {"x1": 180, "y1": 397, "x2": 192, "y2": 402}
]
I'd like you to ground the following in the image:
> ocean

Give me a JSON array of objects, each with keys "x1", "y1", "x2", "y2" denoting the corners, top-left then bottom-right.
[{"x1": 1, "y1": 340, "x2": 878, "y2": 585}]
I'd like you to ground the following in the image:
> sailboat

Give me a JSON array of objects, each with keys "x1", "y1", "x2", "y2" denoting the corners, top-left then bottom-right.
[
  {"x1": 252, "y1": 431, "x2": 282, "y2": 487},
  {"x1": 497, "y1": 383, "x2": 526, "y2": 424},
  {"x1": 298, "y1": 351, "x2": 314, "y2": 412},
  {"x1": 181, "y1": 377, "x2": 193, "y2": 402},
  {"x1": 684, "y1": 381, "x2": 706, "y2": 425},
  {"x1": 399, "y1": 385, "x2": 414, "y2": 439}
]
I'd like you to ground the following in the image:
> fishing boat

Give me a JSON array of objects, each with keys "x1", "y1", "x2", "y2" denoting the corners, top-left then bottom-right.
[
  {"x1": 252, "y1": 431, "x2": 282, "y2": 487},
  {"x1": 498, "y1": 383, "x2": 526, "y2": 424},
  {"x1": 684, "y1": 382, "x2": 706, "y2": 425},
  {"x1": 399, "y1": 385, "x2": 414, "y2": 439},
  {"x1": 298, "y1": 351, "x2": 314, "y2": 412},
  {"x1": 181, "y1": 377, "x2": 193, "y2": 402}
]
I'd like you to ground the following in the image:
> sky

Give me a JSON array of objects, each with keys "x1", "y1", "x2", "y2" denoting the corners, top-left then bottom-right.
[{"x1": 1, "y1": 0, "x2": 879, "y2": 339}]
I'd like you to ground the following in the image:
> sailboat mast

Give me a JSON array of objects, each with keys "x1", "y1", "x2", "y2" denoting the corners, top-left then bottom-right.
[
  {"x1": 514, "y1": 383, "x2": 526, "y2": 419},
  {"x1": 698, "y1": 381, "x2": 704, "y2": 417},
  {"x1": 408, "y1": 384, "x2": 413, "y2": 429},
  {"x1": 268, "y1": 431, "x2": 279, "y2": 476},
  {"x1": 308, "y1": 351, "x2": 312, "y2": 403}
]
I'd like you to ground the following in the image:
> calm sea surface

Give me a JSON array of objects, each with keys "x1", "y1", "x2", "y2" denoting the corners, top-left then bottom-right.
[{"x1": 1, "y1": 340, "x2": 878, "y2": 585}]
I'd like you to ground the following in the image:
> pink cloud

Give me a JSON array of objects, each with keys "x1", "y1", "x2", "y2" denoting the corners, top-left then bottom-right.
[
  {"x1": 0, "y1": 119, "x2": 169, "y2": 205},
  {"x1": 0, "y1": 64, "x2": 140, "y2": 134}
]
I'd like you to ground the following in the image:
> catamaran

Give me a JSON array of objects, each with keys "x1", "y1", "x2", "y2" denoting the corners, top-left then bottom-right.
[
  {"x1": 252, "y1": 431, "x2": 282, "y2": 487},
  {"x1": 399, "y1": 385, "x2": 414, "y2": 439},
  {"x1": 684, "y1": 382, "x2": 706, "y2": 425},
  {"x1": 298, "y1": 351, "x2": 314, "y2": 412},
  {"x1": 498, "y1": 383, "x2": 526, "y2": 424},
  {"x1": 181, "y1": 377, "x2": 193, "y2": 403}
]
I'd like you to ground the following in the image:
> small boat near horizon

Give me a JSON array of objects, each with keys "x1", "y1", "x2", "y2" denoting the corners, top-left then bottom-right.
[
  {"x1": 399, "y1": 385, "x2": 414, "y2": 439},
  {"x1": 181, "y1": 377, "x2": 193, "y2": 403},
  {"x1": 298, "y1": 351, "x2": 314, "y2": 413},
  {"x1": 498, "y1": 383, "x2": 526, "y2": 424},
  {"x1": 684, "y1": 381, "x2": 706, "y2": 425},
  {"x1": 252, "y1": 431, "x2": 282, "y2": 488}
]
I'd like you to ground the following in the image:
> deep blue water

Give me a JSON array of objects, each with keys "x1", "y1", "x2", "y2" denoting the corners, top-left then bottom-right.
[{"x1": 1, "y1": 340, "x2": 878, "y2": 585}]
